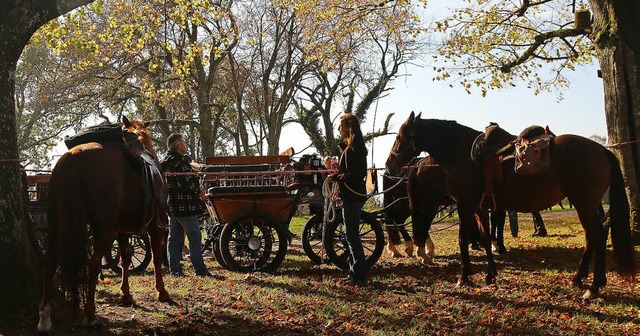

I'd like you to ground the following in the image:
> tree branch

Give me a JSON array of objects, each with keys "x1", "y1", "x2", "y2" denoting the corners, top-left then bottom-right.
[{"x1": 500, "y1": 28, "x2": 587, "y2": 73}]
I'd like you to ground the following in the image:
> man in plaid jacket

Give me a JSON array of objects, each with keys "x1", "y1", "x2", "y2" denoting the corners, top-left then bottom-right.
[{"x1": 160, "y1": 133, "x2": 212, "y2": 277}]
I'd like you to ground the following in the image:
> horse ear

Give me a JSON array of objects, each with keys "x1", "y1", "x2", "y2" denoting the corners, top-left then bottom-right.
[
  {"x1": 545, "y1": 125, "x2": 556, "y2": 137},
  {"x1": 415, "y1": 112, "x2": 422, "y2": 121},
  {"x1": 142, "y1": 121, "x2": 151, "y2": 128},
  {"x1": 122, "y1": 115, "x2": 131, "y2": 128},
  {"x1": 408, "y1": 111, "x2": 415, "y2": 123}
]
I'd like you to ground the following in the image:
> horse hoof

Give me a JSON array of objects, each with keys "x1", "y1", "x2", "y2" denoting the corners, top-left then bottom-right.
[
  {"x1": 582, "y1": 289, "x2": 598, "y2": 300},
  {"x1": 571, "y1": 278, "x2": 583, "y2": 288},
  {"x1": 37, "y1": 304, "x2": 52, "y2": 332},
  {"x1": 485, "y1": 275, "x2": 496, "y2": 285},
  {"x1": 158, "y1": 292, "x2": 171, "y2": 303},
  {"x1": 456, "y1": 278, "x2": 472, "y2": 288},
  {"x1": 386, "y1": 245, "x2": 402, "y2": 258},
  {"x1": 121, "y1": 294, "x2": 134, "y2": 305},
  {"x1": 425, "y1": 239, "x2": 435, "y2": 259},
  {"x1": 404, "y1": 241, "x2": 414, "y2": 257},
  {"x1": 419, "y1": 256, "x2": 433, "y2": 265}
]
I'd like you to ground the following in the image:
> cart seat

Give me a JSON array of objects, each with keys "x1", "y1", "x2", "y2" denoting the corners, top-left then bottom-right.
[
  {"x1": 200, "y1": 164, "x2": 279, "y2": 173},
  {"x1": 206, "y1": 185, "x2": 287, "y2": 195}
]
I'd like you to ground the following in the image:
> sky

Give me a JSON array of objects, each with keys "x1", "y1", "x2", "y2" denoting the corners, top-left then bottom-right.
[
  {"x1": 279, "y1": 63, "x2": 606, "y2": 169},
  {"x1": 279, "y1": 1, "x2": 607, "y2": 170}
]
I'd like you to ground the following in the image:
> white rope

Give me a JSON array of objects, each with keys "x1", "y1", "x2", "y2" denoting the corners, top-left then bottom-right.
[{"x1": 322, "y1": 177, "x2": 340, "y2": 223}]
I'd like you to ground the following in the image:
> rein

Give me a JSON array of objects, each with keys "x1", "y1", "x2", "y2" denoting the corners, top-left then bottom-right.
[
  {"x1": 341, "y1": 175, "x2": 406, "y2": 198},
  {"x1": 427, "y1": 206, "x2": 459, "y2": 233}
]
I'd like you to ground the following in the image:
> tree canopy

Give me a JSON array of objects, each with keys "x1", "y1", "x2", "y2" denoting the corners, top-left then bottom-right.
[
  {"x1": 18, "y1": 0, "x2": 422, "y2": 163},
  {"x1": 433, "y1": 0, "x2": 595, "y2": 97}
]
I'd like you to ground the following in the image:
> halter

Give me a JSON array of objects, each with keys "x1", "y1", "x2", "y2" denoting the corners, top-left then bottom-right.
[{"x1": 389, "y1": 126, "x2": 418, "y2": 160}]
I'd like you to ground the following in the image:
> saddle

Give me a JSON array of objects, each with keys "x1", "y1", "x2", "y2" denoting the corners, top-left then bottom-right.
[
  {"x1": 471, "y1": 123, "x2": 554, "y2": 210},
  {"x1": 64, "y1": 123, "x2": 124, "y2": 150},
  {"x1": 511, "y1": 126, "x2": 554, "y2": 175},
  {"x1": 122, "y1": 131, "x2": 168, "y2": 221}
]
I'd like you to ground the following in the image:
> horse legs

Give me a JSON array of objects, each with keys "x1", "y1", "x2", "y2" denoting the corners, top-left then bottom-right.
[
  {"x1": 572, "y1": 245, "x2": 593, "y2": 288},
  {"x1": 38, "y1": 239, "x2": 58, "y2": 332},
  {"x1": 399, "y1": 227, "x2": 415, "y2": 257},
  {"x1": 490, "y1": 210, "x2": 507, "y2": 254},
  {"x1": 413, "y1": 205, "x2": 438, "y2": 264},
  {"x1": 83, "y1": 250, "x2": 104, "y2": 325},
  {"x1": 149, "y1": 214, "x2": 171, "y2": 302},
  {"x1": 456, "y1": 208, "x2": 475, "y2": 287},
  {"x1": 476, "y1": 211, "x2": 498, "y2": 285},
  {"x1": 386, "y1": 225, "x2": 403, "y2": 257},
  {"x1": 116, "y1": 233, "x2": 134, "y2": 304},
  {"x1": 577, "y1": 209, "x2": 607, "y2": 299}
]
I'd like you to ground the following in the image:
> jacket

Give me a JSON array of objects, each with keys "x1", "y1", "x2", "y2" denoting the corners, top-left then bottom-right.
[
  {"x1": 160, "y1": 151, "x2": 202, "y2": 216},
  {"x1": 335, "y1": 144, "x2": 368, "y2": 204}
]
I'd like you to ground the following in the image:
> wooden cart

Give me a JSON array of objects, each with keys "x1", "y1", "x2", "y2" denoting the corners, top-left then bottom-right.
[{"x1": 200, "y1": 154, "x2": 325, "y2": 272}]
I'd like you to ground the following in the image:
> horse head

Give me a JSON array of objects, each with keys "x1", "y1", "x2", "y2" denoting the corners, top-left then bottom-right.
[
  {"x1": 386, "y1": 111, "x2": 422, "y2": 175},
  {"x1": 122, "y1": 116, "x2": 157, "y2": 158}
]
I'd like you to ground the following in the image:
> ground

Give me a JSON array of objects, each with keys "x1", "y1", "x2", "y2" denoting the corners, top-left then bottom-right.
[{"x1": 1, "y1": 208, "x2": 639, "y2": 335}]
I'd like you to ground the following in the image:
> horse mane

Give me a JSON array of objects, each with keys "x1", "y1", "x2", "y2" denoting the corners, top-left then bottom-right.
[{"x1": 414, "y1": 119, "x2": 481, "y2": 165}]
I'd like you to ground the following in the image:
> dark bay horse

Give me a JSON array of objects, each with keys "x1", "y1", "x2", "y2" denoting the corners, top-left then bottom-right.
[
  {"x1": 382, "y1": 169, "x2": 416, "y2": 257},
  {"x1": 386, "y1": 112, "x2": 635, "y2": 299},
  {"x1": 38, "y1": 117, "x2": 170, "y2": 332},
  {"x1": 384, "y1": 156, "x2": 446, "y2": 262},
  {"x1": 388, "y1": 155, "x2": 507, "y2": 263}
]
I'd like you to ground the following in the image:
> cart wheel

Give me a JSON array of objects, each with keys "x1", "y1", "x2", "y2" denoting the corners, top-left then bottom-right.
[
  {"x1": 301, "y1": 214, "x2": 326, "y2": 264},
  {"x1": 324, "y1": 210, "x2": 385, "y2": 271},
  {"x1": 203, "y1": 223, "x2": 233, "y2": 271},
  {"x1": 219, "y1": 211, "x2": 288, "y2": 272},
  {"x1": 106, "y1": 233, "x2": 152, "y2": 274}
]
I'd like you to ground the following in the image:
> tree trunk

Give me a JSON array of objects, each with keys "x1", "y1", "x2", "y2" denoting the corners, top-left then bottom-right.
[
  {"x1": 0, "y1": 52, "x2": 43, "y2": 318},
  {"x1": 590, "y1": 0, "x2": 640, "y2": 242},
  {"x1": 0, "y1": 0, "x2": 95, "y2": 316}
]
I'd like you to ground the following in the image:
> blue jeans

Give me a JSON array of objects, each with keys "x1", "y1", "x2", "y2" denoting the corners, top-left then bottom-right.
[
  {"x1": 342, "y1": 200, "x2": 367, "y2": 281},
  {"x1": 168, "y1": 214, "x2": 208, "y2": 275}
]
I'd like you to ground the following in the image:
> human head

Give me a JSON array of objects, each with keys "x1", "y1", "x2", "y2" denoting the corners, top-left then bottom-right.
[
  {"x1": 167, "y1": 133, "x2": 187, "y2": 155},
  {"x1": 338, "y1": 113, "x2": 365, "y2": 150}
]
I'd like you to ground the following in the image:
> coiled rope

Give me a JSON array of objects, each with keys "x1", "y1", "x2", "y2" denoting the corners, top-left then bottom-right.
[{"x1": 322, "y1": 177, "x2": 340, "y2": 223}]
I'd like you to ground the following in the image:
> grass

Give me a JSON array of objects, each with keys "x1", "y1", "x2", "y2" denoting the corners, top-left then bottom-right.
[{"x1": 2, "y1": 209, "x2": 639, "y2": 335}]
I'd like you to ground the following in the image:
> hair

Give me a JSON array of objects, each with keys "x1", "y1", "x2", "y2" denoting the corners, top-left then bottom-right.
[
  {"x1": 339, "y1": 113, "x2": 367, "y2": 153},
  {"x1": 167, "y1": 133, "x2": 184, "y2": 151}
]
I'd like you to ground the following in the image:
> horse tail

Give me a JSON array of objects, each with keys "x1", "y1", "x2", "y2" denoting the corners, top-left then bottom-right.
[
  {"x1": 606, "y1": 150, "x2": 635, "y2": 277},
  {"x1": 48, "y1": 156, "x2": 91, "y2": 310}
]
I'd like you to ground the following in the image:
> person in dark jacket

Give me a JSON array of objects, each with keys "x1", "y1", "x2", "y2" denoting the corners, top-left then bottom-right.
[
  {"x1": 330, "y1": 113, "x2": 369, "y2": 286},
  {"x1": 161, "y1": 133, "x2": 212, "y2": 277}
]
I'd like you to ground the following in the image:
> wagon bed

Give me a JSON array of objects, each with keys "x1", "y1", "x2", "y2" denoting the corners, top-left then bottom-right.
[{"x1": 195, "y1": 154, "x2": 325, "y2": 272}]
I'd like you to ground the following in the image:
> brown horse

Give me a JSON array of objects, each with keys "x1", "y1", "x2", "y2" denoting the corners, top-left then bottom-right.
[
  {"x1": 386, "y1": 112, "x2": 635, "y2": 299},
  {"x1": 38, "y1": 117, "x2": 170, "y2": 332}
]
